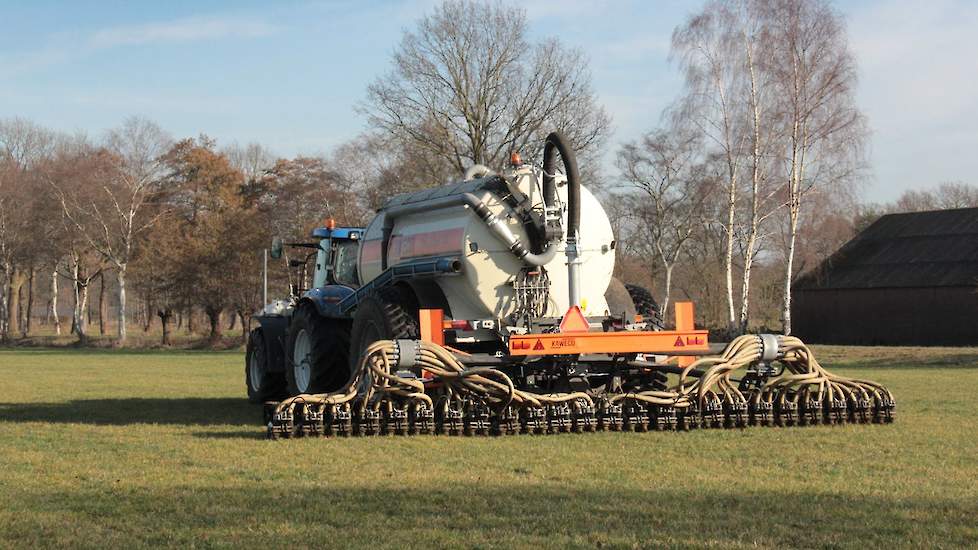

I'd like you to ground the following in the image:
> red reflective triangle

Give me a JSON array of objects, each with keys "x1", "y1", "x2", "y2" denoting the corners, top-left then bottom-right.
[
  {"x1": 533, "y1": 339, "x2": 545, "y2": 351},
  {"x1": 674, "y1": 336, "x2": 685, "y2": 347},
  {"x1": 559, "y1": 305, "x2": 590, "y2": 333}
]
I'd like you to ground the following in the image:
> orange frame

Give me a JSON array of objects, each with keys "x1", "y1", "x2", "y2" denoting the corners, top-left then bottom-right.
[{"x1": 420, "y1": 301, "x2": 708, "y2": 359}]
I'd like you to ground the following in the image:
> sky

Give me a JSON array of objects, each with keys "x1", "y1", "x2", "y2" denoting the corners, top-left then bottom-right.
[{"x1": 2, "y1": 0, "x2": 976, "y2": 202}]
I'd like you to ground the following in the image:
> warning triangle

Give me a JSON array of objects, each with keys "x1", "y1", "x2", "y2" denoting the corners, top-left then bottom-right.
[
  {"x1": 533, "y1": 339, "x2": 545, "y2": 351},
  {"x1": 559, "y1": 305, "x2": 590, "y2": 333},
  {"x1": 674, "y1": 336, "x2": 685, "y2": 347}
]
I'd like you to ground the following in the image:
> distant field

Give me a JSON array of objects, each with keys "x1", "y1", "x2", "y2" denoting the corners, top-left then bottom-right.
[{"x1": 1, "y1": 346, "x2": 976, "y2": 548}]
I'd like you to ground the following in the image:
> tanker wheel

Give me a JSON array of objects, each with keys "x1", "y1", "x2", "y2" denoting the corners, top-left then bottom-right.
[
  {"x1": 350, "y1": 287, "x2": 420, "y2": 372},
  {"x1": 246, "y1": 328, "x2": 286, "y2": 403},
  {"x1": 624, "y1": 283, "x2": 664, "y2": 330},
  {"x1": 286, "y1": 304, "x2": 351, "y2": 395},
  {"x1": 623, "y1": 284, "x2": 667, "y2": 392}
]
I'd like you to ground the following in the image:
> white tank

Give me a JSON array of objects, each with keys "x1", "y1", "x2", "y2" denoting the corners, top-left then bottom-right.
[{"x1": 358, "y1": 168, "x2": 615, "y2": 323}]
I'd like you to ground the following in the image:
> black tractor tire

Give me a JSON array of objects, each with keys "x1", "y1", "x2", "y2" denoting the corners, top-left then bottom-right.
[
  {"x1": 604, "y1": 277, "x2": 638, "y2": 320},
  {"x1": 245, "y1": 328, "x2": 286, "y2": 403},
  {"x1": 350, "y1": 286, "x2": 420, "y2": 370},
  {"x1": 624, "y1": 283, "x2": 664, "y2": 330},
  {"x1": 285, "y1": 304, "x2": 352, "y2": 395}
]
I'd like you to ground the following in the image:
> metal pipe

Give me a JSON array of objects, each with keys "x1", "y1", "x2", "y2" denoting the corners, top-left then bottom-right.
[{"x1": 381, "y1": 191, "x2": 558, "y2": 269}]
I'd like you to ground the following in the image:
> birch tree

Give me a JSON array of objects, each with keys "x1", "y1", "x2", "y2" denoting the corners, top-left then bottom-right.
[
  {"x1": 768, "y1": 0, "x2": 865, "y2": 334},
  {"x1": 52, "y1": 117, "x2": 171, "y2": 344},
  {"x1": 671, "y1": 3, "x2": 747, "y2": 332}
]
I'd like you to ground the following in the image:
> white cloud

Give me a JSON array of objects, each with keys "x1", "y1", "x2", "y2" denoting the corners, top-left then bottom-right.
[
  {"x1": 90, "y1": 15, "x2": 278, "y2": 48},
  {"x1": 0, "y1": 13, "x2": 279, "y2": 74}
]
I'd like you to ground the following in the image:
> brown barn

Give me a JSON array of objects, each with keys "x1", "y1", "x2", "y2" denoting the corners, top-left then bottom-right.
[{"x1": 792, "y1": 207, "x2": 978, "y2": 346}]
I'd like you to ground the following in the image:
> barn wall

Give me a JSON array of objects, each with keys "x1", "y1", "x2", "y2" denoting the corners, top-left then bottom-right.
[{"x1": 792, "y1": 287, "x2": 978, "y2": 346}]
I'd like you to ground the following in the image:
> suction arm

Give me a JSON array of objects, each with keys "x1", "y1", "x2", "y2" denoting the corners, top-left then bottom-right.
[{"x1": 542, "y1": 131, "x2": 582, "y2": 307}]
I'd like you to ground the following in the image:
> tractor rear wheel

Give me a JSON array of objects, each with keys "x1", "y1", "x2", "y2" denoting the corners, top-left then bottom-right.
[
  {"x1": 350, "y1": 287, "x2": 419, "y2": 370},
  {"x1": 246, "y1": 329, "x2": 286, "y2": 403},
  {"x1": 286, "y1": 305, "x2": 351, "y2": 395}
]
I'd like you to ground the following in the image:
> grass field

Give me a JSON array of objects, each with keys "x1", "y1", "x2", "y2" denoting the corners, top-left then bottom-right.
[{"x1": 1, "y1": 346, "x2": 977, "y2": 548}]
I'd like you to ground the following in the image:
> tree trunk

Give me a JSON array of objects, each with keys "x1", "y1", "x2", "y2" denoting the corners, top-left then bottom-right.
[
  {"x1": 86, "y1": 284, "x2": 93, "y2": 328},
  {"x1": 98, "y1": 272, "x2": 107, "y2": 336},
  {"x1": 158, "y1": 308, "x2": 173, "y2": 346},
  {"x1": 23, "y1": 267, "x2": 35, "y2": 337},
  {"x1": 228, "y1": 312, "x2": 237, "y2": 331},
  {"x1": 782, "y1": 217, "x2": 799, "y2": 335},
  {"x1": 117, "y1": 266, "x2": 128, "y2": 344},
  {"x1": 238, "y1": 310, "x2": 249, "y2": 344},
  {"x1": 17, "y1": 280, "x2": 25, "y2": 337},
  {"x1": 662, "y1": 263, "x2": 674, "y2": 318},
  {"x1": 0, "y1": 262, "x2": 10, "y2": 341},
  {"x1": 739, "y1": 229, "x2": 758, "y2": 333},
  {"x1": 205, "y1": 307, "x2": 222, "y2": 344},
  {"x1": 50, "y1": 267, "x2": 61, "y2": 336},
  {"x1": 723, "y1": 181, "x2": 737, "y2": 333},
  {"x1": 142, "y1": 295, "x2": 152, "y2": 332},
  {"x1": 187, "y1": 307, "x2": 195, "y2": 334},
  {"x1": 72, "y1": 265, "x2": 88, "y2": 344},
  {"x1": 6, "y1": 268, "x2": 27, "y2": 339}
]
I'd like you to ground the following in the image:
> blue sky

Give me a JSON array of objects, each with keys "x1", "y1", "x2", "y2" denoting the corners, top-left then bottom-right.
[{"x1": 2, "y1": 0, "x2": 976, "y2": 202}]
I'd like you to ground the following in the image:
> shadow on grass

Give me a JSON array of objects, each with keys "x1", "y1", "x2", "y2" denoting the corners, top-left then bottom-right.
[
  {"x1": 0, "y1": 398, "x2": 258, "y2": 426},
  {"x1": 2, "y1": 482, "x2": 975, "y2": 547}
]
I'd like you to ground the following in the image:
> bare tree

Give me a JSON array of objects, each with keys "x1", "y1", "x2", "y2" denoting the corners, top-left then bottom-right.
[
  {"x1": 618, "y1": 127, "x2": 711, "y2": 313},
  {"x1": 768, "y1": 0, "x2": 866, "y2": 334},
  {"x1": 672, "y1": 2, "x2": 747, "y2": 332},
  {"x1": 892, "y1": 181, "x2": 978, "y2": 212},
  {"x1": 363, "y1": 0, "x2": 610, "y2": 178},
  {"x1": 735, "y1": 2, "x2": 784, "y2": 333},
  {"x1": 224, "y1": 141, "x2": 276, "y2": 184},
  {"x1": 0, "y1": 118, "x2": 53, "y2": 341},
  {"x1": 52, "y1": 117, "x2": 171, "y2": 344}
]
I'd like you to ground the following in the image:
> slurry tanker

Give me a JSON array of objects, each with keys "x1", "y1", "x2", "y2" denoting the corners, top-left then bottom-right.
[{"x1": 247, "y1": 132, "x2": 894, "y2": 438}]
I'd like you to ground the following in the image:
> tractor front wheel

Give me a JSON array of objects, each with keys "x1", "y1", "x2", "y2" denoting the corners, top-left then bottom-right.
[{"x1": 246, "y1": 329, "x2": 286, "y2": 403}]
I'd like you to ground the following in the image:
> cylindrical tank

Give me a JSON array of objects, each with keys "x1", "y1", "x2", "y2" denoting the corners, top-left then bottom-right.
[{"x1": 358, "y1": 171, "x2": 615, "y2": 322}]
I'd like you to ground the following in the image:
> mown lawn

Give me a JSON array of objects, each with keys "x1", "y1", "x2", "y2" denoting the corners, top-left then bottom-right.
[{"x1": 1, "y1": 346, "x2": 976, "y2": 548}]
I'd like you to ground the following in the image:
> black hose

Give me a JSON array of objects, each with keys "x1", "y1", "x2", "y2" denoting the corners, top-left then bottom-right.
[{"x1": 542, "y1": 131, "x2": 581, "y2": 235}]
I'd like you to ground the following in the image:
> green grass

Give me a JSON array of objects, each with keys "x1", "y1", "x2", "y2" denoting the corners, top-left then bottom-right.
[{"x1": 1, "y1": 346, "x2": 976, "y2": 549}]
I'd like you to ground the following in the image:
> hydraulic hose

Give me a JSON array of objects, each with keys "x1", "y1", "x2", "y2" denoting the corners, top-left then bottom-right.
[
  {"x1": 542, "y1": 131, "x2": 582, "y2": 306},
  {"x1": 543, "y1": 131, "x2": 580, "y2": 234}
]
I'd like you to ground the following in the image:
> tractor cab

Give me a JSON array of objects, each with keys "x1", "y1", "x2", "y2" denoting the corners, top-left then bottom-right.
[
  {"x1": 270, "y1": 219, "x2": 364, "y2": 297},
  {"x1": 310, "y1": 221, "x2": 363, "y2": 288}
]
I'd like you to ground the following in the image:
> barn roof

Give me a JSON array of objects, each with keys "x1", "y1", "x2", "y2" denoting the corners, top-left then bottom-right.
[{"x1": 794, "y1": 207, "x2": 978, "y2": 290}]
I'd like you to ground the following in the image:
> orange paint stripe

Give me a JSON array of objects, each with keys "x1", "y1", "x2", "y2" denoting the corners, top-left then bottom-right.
[{"x1": 509, "y1": 330, "x2": 710, "y2": 356}]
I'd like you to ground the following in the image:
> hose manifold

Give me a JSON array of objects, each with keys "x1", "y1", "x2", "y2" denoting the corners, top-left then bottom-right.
[
  {"x1": 758, "y1": 334, "x2": 782, "y2": 362},
  {"x1": 394, "y1": 339, "x2": 421, "y2": 369}
]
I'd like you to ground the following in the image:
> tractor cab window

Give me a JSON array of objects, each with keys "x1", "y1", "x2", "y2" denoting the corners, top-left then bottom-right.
[{"x1": 333, "y1": 240, "x2": 359, "y2": 287}]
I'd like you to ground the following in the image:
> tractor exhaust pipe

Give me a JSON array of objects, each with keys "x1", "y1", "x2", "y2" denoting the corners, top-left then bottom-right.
[{"x1": 543, "y1": 131, "x2": 582, "y2": 307}]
